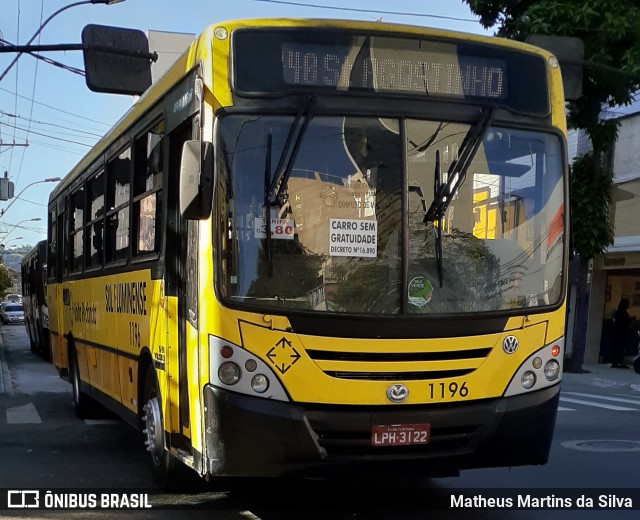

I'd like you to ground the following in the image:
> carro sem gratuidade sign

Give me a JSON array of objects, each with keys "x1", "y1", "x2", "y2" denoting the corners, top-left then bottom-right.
[{"x1": 329, "y1": 218, "x2": 377, "y2": 257}]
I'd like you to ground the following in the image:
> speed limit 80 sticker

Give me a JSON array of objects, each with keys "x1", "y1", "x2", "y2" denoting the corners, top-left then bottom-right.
[{"x1": 254, "y1": 217, "x2": 295, "y2": 240}]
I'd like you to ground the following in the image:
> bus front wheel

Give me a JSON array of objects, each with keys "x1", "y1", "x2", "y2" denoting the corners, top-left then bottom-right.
[{"x1": 142, "y1": 368, "x2": 179, "y2": 488}]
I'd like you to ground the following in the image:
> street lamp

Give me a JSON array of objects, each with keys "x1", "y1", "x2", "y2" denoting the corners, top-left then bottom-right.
[
  {"x1": 0, "y1": 218, "x2": 42, "y2": 246},
  {"x1": 0, "y1": 0, "x2": 126, "y2": 82},
  {"x1": 0, "y1": 237, "x2": 23, "y2": 249},
  {"x1": 0, "y1": 177, "x2": 62, "y2": 217}
]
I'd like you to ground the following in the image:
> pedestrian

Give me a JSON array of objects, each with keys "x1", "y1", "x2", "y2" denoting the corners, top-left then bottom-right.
[{"x1": 611, "y1": 297, "x2": 635, "y2": 368}]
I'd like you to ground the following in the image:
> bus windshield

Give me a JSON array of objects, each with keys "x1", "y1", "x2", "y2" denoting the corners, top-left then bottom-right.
[{"x1": 218, "y1": 114, "x2": 565, "y2": 315}]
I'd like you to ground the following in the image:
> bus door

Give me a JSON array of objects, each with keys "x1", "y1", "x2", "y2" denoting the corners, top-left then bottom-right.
[{"x1": 165, "y1": 117, "x2": 200, "y2": 448}]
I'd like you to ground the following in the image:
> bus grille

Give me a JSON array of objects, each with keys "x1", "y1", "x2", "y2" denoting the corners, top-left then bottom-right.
[{"x1": 306, "y1": 347, "x2": 491, "y2": 381}]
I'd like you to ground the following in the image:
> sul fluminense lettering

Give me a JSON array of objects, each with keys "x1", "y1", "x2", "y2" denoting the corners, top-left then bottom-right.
[{"x1": 105, "y1": 281, "x2": 147, "y2": 315}]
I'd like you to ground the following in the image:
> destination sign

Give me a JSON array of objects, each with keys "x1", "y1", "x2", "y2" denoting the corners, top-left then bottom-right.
[
  {"x1": 233, "y1": 28, "x2": 549, "y2": 115},
  {"x1": 281, "y1": 42, "x2": 507, "y2": 99}
]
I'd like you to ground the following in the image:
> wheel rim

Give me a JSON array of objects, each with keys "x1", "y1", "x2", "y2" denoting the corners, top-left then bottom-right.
[{"x1": 143, "y1": 393, "x2": 164, "y2": 464}]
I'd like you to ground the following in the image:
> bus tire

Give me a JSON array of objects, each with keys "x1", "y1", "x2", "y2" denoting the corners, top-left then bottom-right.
[
  {"x1": 26, "y1": 320, "x2": 37, "y2": 352},
  {"x1": 28, "y1": 331, "x2": 38, "y2": 353},
  {"x1": 142, "y1": 367, "x2": 180, "y2": 489},
  {"x1": 70, "y1": 347, "x2": 92, "y2": 419},
  {"x1": 37, "y1": 327, "x2": 49, "y2": 360}
]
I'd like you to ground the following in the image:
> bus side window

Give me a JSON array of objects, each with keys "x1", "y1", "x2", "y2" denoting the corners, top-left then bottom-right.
[
  {"x1": 133, "y1": 121, "x2": 164, "y2": 256},
  {"x1": 70, "y1": 187, "x2": 85, "y2": 272},
  {"x1": 87, "y1": 170, "x2": 105, "y2": 268},
  {"x1": 106, "y1": 148, "x2": 131, "y2": 263}
]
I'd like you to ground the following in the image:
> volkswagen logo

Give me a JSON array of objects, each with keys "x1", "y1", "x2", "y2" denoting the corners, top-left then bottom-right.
[
  {"x1": 386, "y1": 384, "x2": 409, "y2": 402},
  {"x1": 502, "y1": 335, "x2": 519, "y2": 354}
]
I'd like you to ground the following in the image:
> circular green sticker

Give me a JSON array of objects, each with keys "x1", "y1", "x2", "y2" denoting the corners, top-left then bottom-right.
[{"x1": 408, "y1": 276, "x2": 433, "y2": 306}]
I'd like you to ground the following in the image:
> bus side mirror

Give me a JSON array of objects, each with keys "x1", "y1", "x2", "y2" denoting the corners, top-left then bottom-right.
[
  {"x1": 82, "y1": 24, "x2": 154, "y2": 95},
  {"x1": 179, "y1": 140, "x2": 214, "y2": 220}
]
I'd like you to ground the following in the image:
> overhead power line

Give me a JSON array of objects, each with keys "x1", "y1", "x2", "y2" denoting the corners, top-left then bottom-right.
[
  {"x1": 0, "y1": 120, "x2": 93, "y2": 147},
  {"x1": 2, "y1": 111, "x2": 104, "y2": 138},
  {"x1": 0, "y1": 86, "x2": 110, "y2": 127},
  {"x1": 19, "y1": 137, "x2": 85, "y2": 155},
  {"x1": 248, "y1": 0, "x2": 479, "y2": 22},
  {"x1": 0, "y1": 38, "x2": 84, "y2": 76}
]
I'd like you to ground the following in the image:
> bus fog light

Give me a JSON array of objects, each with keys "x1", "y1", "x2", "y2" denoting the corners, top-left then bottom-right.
[
  {"x1": 544, "y1": 360, "x2": 560, "y2": 381},
  {"x1": 251, "y1": 374, "x2": 269, "y2": 394},
  {"x1": 521, "y1": 371, "x2": 536, "y2": 389},
  {"x1": 218, "y1": 362, "x2": 241, "y2": 385},
  {"x1": 532, "y1": 357, "x2": 542, "y2": 369}
]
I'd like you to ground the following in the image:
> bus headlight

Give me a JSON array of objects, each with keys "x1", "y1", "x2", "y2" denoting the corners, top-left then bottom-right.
[
  {"x1": 251, "y1": 374, "x2": 269, "y2": 393},
  {"x1": 521, "y1": 371, "x2": 536, "y2": 389},
  {"x1": 218, "y1": 362, "x2": 241, "y2": 385},
  {"x1": 504, "y1": 338, "x2": 564, "y2": 397},
  {"x1": 209, "y1": 336, "x2": 289, "y2": 401},
  {"x1": 544, "y1": 360, "x2": 560, "y2": 381}
]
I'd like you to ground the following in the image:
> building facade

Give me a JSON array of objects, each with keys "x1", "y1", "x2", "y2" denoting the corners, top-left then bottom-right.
[{"x1": 574, "y1": 104, "x2": 640, "y2": 364}]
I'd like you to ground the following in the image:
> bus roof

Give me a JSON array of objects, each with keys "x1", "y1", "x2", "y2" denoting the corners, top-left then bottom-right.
[{"x1": 49, "y1": 18, "x2": 556, "y2": 204}]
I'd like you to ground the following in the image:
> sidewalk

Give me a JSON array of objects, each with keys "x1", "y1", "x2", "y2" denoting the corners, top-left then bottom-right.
[
  {"x1": 564, "y1": 362, "x2": 640, "y2": 392},
  {"x1": 0, "y1": 329, "x2": 14, "y2": 396}
]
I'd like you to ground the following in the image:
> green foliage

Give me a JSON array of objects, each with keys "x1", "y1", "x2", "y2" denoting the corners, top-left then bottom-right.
[
  {"x1": 0, "y1": 264, "x2": 13, "y2": 295},
  {"x1": 570, "y1": 154, "x2": 614, "y2": 262},
  {"x1": 463, "y1": 0, "x2": 640, "y2": 259}
]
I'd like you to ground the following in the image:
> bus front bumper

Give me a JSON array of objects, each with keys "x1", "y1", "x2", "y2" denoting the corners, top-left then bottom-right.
[{"x1": 202, "y1": 383, "x2": 560, "y2": 478}]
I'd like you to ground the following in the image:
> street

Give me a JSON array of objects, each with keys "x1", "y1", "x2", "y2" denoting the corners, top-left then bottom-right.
[{"x1": 1, "y1": 323, "x2": 640, "y2": 519}]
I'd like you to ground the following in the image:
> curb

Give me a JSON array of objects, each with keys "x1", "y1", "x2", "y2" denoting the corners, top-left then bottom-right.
[{"x1": 0, "y1": 329, "x2": 16, "y2": 397}]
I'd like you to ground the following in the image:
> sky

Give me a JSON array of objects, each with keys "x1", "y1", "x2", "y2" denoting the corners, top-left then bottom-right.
[{"x1": 0, "y1": 0, "x2": 491, "y2": 250}]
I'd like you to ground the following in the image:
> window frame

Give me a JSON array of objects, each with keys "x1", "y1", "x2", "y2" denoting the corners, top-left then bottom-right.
[
  {"x1": 132, "y1": 119, "x2": 165, "y2": 261},
  {"x1": 69, "y1": 184, "x2": 85, "y2": 274},
  {"x1": 105, "y1": 145, "x2": 132, "y2": 265},
  {"x1": 85, "y1": 168, "x2": 106, "y2": 271}
]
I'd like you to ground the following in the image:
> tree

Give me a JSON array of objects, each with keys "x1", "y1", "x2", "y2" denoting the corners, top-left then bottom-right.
[
  {"x1": 0, "y1": 264, "x2": 13, "y2": 296},
  {"x1": 463, "y1": 0, "x2": 640, "y2": 370}
]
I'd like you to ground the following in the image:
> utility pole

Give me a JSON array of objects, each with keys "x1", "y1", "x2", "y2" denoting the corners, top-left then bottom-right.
[{"x1": 0, "y1": 142, "x2": 29, "y2": 149}]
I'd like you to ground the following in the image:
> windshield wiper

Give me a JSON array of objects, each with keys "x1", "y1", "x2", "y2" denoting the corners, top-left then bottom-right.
[
  {"x1": 263, "y1": 95, "x2": 316, "y2": 277},
  {"x1": 267, "y1": 95, "x2": 317, "y2": 205},
  {"x1": 433, "y1": 150, "x2": 443, "y2": 288},
  {"x1": 424, "y1": 106, "x2": 495, "y2": 223},
  {"x1": 264, "y1": 134, "x2": 274, "y2": 277}
]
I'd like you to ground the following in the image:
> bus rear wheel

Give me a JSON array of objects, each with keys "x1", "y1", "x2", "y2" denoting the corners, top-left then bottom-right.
[
  {"x1": 28, "y1": 327, "x2": 38, "y2": 352},
  {"x1": 70, "y1": 347, "x2": 92, "y2": 419},
  {"x1": 37, "y1": 327, "x2": 51, "y2": 361},
  {"x1": 142, "y1": 368, "x2": 180, "y2": 489}
]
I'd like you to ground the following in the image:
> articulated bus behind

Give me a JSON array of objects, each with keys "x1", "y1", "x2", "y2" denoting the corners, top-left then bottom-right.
[{"x1": 21, "y1": 240, "x2": 50, "y2": 360}]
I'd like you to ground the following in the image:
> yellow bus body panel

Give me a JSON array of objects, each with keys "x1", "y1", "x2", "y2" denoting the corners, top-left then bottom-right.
[{"x1": 236, "y1": 319, "x2": 548, "y2": 405}]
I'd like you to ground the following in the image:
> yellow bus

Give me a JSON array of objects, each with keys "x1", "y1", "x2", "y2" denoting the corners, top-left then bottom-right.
[
  {"x1": 48, "y1": 18, "x2": 570, "y2": 487},
  {"x1": 21, "y1": 240, "x2": 51, "y2": 359}
]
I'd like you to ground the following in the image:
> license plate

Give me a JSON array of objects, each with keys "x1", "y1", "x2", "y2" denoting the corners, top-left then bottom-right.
[{"x1": 371, "y1": 423, "x2": 430, "y2": 446}]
